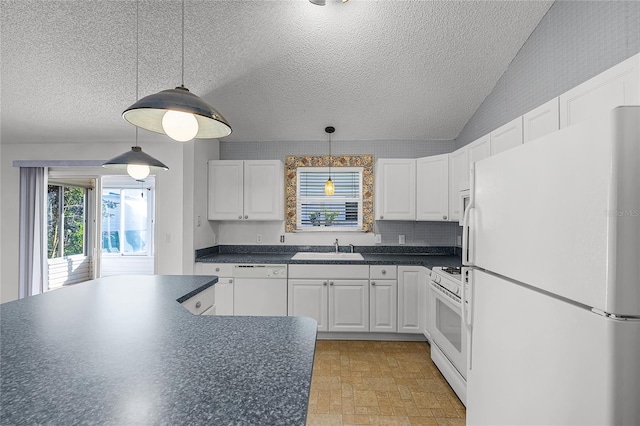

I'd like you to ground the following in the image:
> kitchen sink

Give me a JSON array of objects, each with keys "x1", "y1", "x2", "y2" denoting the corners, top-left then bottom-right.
[{"x1": 291, "y1": 252, "x2": 364, "y2": 261}]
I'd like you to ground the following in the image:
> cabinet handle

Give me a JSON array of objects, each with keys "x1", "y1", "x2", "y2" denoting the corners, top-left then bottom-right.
[
  {"x1": 381, "y1": 270, "x2": 386, "y2": 275},
  {"x1": 238, "y1": 215, "x2": 242, "y2": 219},
  {"x1": 215, "y1": 267, "x2": 220, "y2": 272},
  {"x1": 329, "y1": 281, "x2": 334, "y2": 286},
  {"x1": 195, "y1": 301, "x2": 202, "y2": 309},
  {"x1": 228, "y1": 279, "x2": 233, "y2": 284},
  {"x1": 244, "y1": 215, "x2": 248, "y2": 219},
  {"x1": 380, "y1": 215, "x2": 384, "y2": 220},
  {"x1": 323, "y1": 281, "x2": 327, "y2": 286},
  {"x1": 443, "y1": 215, "x2": 447, "y2": 220},
  {"x1": 371, "y1": 281, "x2": 376, "y2": 286}
]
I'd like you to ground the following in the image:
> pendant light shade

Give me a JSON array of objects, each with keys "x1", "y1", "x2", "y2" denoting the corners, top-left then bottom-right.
[
  {"x1": 123, "y1": 0, "x2": 232, "y2": 142},
  {"x1": 122, "y1": 86, "x2": 232, "y2": 141},
  {"x1": 103, "y1": 146, "x2": 169, "y2": 180},
  {"x1": 324, "y1": 177, "x2": 335, "y2": 195}
]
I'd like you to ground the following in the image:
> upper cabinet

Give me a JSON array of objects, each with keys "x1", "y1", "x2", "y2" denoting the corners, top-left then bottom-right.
[
  {"x1": 523, "y1": 98, "x2": 560, "y2": 143},
  {"x1": 208, "y1": 160, "x2": 284, "y2": 221},
  {"x1": 375, "y1": 159, "x2": 416, "y2": 221},
  {"x1": 465, "y1": 135, "x2": 491, "y2": 186},
  {"x1": 560, "y1": 54, "x2": 639, "y2": 128},
  {"x1": 448, "y1": 149, "x2": 468, "y2": 222},
  {"x1": 416, "y1": 154, "x2": 449, "y2": 221},
  {"x1": 490, "y1": 116, "x2": 523, "y2": 156}
]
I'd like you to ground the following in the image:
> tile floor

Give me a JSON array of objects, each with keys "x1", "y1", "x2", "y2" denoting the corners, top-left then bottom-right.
[{"x1": 306, "y1": 340, "x2": 465, "y2": 426}]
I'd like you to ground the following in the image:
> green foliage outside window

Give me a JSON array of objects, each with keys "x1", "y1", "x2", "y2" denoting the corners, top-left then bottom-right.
[{"x1": 48, "y1": 185, "x2": 86, "y2": 258}]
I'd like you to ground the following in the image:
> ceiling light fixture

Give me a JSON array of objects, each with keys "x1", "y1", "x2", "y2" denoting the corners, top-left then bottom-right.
[
  {"x1": 309, "y1": 0, "x2": 326, "y2": 5},
  {"x1": 324, "y1": 126, "x2": 335, "y2": 196},
  {"x1": 104, "y1": 0, "x2": 168, "y2": 180},
  {"x1": 122, "y1": 0, "x2": 231, "y2": 141}
]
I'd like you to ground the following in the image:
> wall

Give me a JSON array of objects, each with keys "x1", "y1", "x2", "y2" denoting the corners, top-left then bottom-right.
[
  {"x1": 219, "y1": 139, "x2": 459, "y2": 247},
  {"x1": 0, "y1": 140, "x2": 192, "y2": 303},
  {"x1": 456, "y1": 0, "x2": 640, "y2": 148}
]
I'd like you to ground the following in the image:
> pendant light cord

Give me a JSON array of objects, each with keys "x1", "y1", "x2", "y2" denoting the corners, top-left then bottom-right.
[
  {"x1": 328, "y1": 132, "x2": 332, "y2": 178},
  {"x1": 181, "y1": 0, "x2": 185, "y2": 87},
  {"x1": 135, "y1": 0, "x2": 139, "y2": 147}
]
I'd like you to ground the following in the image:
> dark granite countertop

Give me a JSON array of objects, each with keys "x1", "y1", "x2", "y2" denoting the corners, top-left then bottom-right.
[
  {"x1": 0, "y1": 275, "x2": 317, "y2": 426},
  {"x1": 195, "y1": 245, "x2": 462, "y2": 269}
]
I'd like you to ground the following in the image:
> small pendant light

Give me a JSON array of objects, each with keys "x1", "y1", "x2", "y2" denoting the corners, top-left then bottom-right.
[
  {"x1": 324, "y1": 126, "x2": 335, "y2": 196},
  {"x1": 122, "y1": 0, "x2": 231, "y2": 141},
  {"x1": 104, "y1": 0, "x2": 168, "y2": 180}
]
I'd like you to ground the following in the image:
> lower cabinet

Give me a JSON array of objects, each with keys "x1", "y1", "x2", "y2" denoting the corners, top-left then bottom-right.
[
  {"x1": 195, "y1": 263, "x2": 234, "y2": 315},
  {"x1": 370, "y1": 280, "x2": 397, "y2": 332},
  {"x1": 288, "y1": 279, "x2": 369, "y2": 332},
  {"x1": 398, "y1": 266, "x2": 428, "y2": 334}
]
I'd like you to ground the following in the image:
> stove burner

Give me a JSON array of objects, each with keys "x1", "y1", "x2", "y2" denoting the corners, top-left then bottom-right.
[{"x1": 442, "y1": 266, "x2": 462, "y2": 275}]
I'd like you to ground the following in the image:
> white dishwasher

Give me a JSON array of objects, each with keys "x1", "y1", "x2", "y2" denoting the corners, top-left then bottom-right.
[{"x1": 233, "y1": 264, "x2": 288, "y2": 316}]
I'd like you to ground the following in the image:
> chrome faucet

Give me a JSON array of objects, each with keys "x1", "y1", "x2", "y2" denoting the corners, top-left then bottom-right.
[
  {"x1": 334, "y1": 239, "x2": 339, "y2": 253},
  {"x1": 349, "y1": 244, "x2": 355, "y2": 253}
]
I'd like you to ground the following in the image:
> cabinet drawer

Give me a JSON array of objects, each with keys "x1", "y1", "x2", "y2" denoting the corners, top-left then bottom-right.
[
  {"x1": 181, "y1": 285, "x2": 215, "y2": 315},
  {"x1": 289, "y1": 264, "x2": 369, "y2": 279},
  {"x1": 198, "y1": 263, "x2": 234, "y2": 277},
  {"x1": 370, "y1": 265, "x2": 397, "y2": 279}
]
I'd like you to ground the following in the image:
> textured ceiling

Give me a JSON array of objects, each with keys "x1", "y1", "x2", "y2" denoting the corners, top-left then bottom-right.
[{"x1": 1, "y1": 0, "x2": 553, "y2": 144}]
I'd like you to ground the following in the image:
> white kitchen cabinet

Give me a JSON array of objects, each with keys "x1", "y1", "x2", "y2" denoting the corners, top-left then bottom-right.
[
  {"x1": 288, "y1": 279, "x2": 328, "y2": 331},
  {"x1": 369, "y1": 266, "x2": 398, "y2": 333},
  {"x1": 416, "y1": 154, "x2": 449, "y2": 221},
  {"x1": 560, "y1": 53, "x2": 639, "y2": 129},
  {"x1": 329, "y1": 280, "x2": 369, "y2": 332},
  {"x1": 421, "y1": 268, "x2": 431, "y2": 340},
  {"x1": 448, "y1": 148, "x2": 468, "y2": 222},
  {"x1": 523, "y1": 97, "x2": 560, "y2": 143},
  {"x1": 398, "y1": 266, "x2": 427, "y2": 334},
  {"x1": 288, "y1": 265, "x2": 370, "y2": 333},
  {"x1": 180, "y1": 285, "x2": 215, "y2": 315},
  {"x1": 466, "y1": 135, "x2": 491, "y2": 177},
  {"x1": 375, "y1": 159, "x2": 416, "y2": 221},
  {"x1": 490, "y1": 116, "x2": 523, "y2": 156},
  {"x1": 208, "y1": 160, "x2": 284, "y2": 221},
  {"x1": 195, "y1": 263, "x2": 234, "y2": 315}
]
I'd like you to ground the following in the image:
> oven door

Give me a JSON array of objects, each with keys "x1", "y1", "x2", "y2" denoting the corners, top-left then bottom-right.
[{"x1": 429, "y1": 282, "x2": 467, "y2": 379}]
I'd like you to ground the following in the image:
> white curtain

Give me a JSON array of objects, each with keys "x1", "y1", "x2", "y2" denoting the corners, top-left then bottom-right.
[{"x1": 19, "y1": 167, "x2": 47, "y2": 298}]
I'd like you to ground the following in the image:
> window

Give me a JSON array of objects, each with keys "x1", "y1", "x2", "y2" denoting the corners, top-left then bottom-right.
[
  {"x1": 296, "y1": 167, "x2": 363, "y2": 230},
  {"x1": 47, "y1": 185, "x2": 87, "y2": 259},
  {"x1": 102, "y1": 184, "x2": 154, "y2": 256}
]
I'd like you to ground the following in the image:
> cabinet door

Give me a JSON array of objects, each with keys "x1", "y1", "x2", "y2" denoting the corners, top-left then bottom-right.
[
  {"x1": 560, "y1": 54, "x2": 639, "y2": 128},
  {"x1": 467, "y1": 135, "x2": 491, "y2": 178},
  {"x1": 448, "y1": 149, "x2": 468, "y2": 222},
  {"x1": 370, "y1": 279, "x2": 397, "y2": 332},
  {"x1": 375, "y1": 159, "x2": 416, "y2": 221},
  {"x1": 243, "y1": 160, "x2": 284, "y2": 221},
  {"x1": 214, "y1": 277, "x2": 234, "y2": 316},
  {"x1": 208, "y1": 160, "x2": 244, "y2": 220},
  {"x1": 416, "y1": 154, "x2": 449, "y2": 221},
  {"x1": 398, "y1": 266, "x2": 425, "y2": 334},
  {"x1": 329, "y1": 280, "x2": 369, "y2": 332},
  {"x1": 490, "y1": 117, "x2": 523, "y2": 156},
  {"x1": 523, "y1": 98, "x2": 560, "y2": 143},
  {"x1": 288, "y1": 279, "x2": 328, "y2": 332}
]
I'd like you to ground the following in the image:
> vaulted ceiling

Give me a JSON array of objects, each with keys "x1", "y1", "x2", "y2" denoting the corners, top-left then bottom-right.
[{"x1": 1, "y1": 0, "x2": 553, "y2": 144}]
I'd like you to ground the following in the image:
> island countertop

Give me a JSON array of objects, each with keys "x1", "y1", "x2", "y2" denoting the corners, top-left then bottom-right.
[{"x1": 0, "y1": 275, "x2": 317, "y2": 426}]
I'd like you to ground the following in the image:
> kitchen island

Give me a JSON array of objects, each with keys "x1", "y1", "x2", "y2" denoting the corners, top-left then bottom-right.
[{"x1": 0, "y1": 275, "x2": 317, "y2": 425}]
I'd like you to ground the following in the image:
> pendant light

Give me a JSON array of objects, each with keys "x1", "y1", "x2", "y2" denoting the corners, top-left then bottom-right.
[
  {"x1": 324, "y1": 126, "x2": 335, "y2": 196},
  {"x1": 104, "y1": 1, "x2": 168, "y2": 180},
  {"x1": 122, "y1": 0, "x2": 231, "y2": 141}
]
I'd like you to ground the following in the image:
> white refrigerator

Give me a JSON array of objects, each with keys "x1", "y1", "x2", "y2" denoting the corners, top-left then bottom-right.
[{"x1": 462, "y1": 106, "x2": 640, "y2": 426}]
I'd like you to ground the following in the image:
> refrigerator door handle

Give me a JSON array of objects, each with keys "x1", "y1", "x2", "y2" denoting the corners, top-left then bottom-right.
[
  {"x1": 462, "y1": 267, "x2": 474, "y2": 371},
  {"x1": 462, "y1": 204, "x2": 475, "y2": 266}
]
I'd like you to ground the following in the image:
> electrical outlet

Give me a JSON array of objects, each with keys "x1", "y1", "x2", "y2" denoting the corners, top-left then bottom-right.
[
  {"x1": 399, "y1": 235, "x2": 405, "y2": 245},
  {"x1": 256, "y1": 234, "x2": 262, "y2": 243},
  {"x1": 374, "y1": 234, "x2": 382, "y2": 244},
  {"x1": 197, "y1": 215, "x2": 202, "y2": 227},
  {"x1": 457, "y1": 235, "x2": 462, "y2": 246}
]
